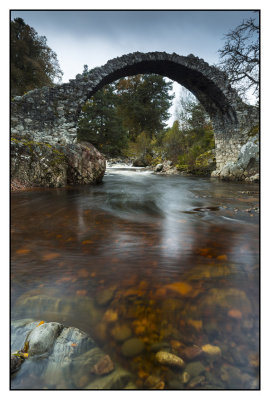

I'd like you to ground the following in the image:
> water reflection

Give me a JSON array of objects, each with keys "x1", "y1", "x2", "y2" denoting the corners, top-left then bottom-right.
[{"x1": 11, "y1": 167, "x2": 259, "y2": 389}]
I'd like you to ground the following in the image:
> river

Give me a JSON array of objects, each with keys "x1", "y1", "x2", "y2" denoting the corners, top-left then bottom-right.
[{"x1": 11, "y1": 164, "x2": 259, "y2": 389}]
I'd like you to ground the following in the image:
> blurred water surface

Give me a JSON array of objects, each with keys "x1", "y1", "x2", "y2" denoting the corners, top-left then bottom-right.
[{"x1": 11, "y1": 166, "x2": 259, "y2": 389}]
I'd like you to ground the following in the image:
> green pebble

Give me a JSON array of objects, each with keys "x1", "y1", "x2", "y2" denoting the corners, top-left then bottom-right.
[
  {"x1": 184, "y1": 361, "x2": 206, "y2": 378},
  {"x1": 121, "y1": 338, "x2": 144, "y2": 358}
]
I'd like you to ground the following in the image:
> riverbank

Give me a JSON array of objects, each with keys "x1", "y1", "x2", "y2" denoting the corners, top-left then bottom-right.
[{"x1": 107, "y1": 156, "x2": 260, "y2": 183}]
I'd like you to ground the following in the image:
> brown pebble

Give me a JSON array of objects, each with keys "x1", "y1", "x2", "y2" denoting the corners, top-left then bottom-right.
[
  {"x1": 91, "y1": 354, "x2": 114, "y2": 375},
  {"x1": 181, "y1": 346, "x2": 202, "y2": 360}
]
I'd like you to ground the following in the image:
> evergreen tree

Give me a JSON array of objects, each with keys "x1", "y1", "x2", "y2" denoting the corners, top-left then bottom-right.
[
  {"x1": 77, "y1": 84, "x2": 128, "y2": 156},
  {"x1": 11, "y1": 18, "x2": 63, "y2": 96},
  {"x1": 116, "y1": 74, "x2": 174, "y2": 140},
  {"x1": 77, "y1": 74, "x2": 174, "y2": 157}
]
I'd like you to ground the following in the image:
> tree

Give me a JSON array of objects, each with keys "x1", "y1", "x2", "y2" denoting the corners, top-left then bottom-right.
[
  {"x1": 218, "y1": 16, "x2": 259, "y2": 99},
  {"x1": 11, "y1": 18, "x2": 63, "y2": 96},
  {"x1": 162, "y1": 121, "x2": 184, "y2": 162},
  {"x1": 77, "y1": 83, "x2": 128, "y2": 156},
  {"x1": 175, "y1": 87, "x2": 210, "y2": 131},
  {"x1": 116, "y1": 74, "x2": 174, "y2": 140},
  {"x1": 166, "y1": 89, "x2": 215, "y2": 168}
]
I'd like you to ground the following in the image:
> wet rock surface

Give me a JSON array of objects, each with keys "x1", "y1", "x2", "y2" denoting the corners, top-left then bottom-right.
[
  {"x1": 11, "y1": 319, "x2": 134, "y2": 389},
  {"x1": 27, "y1": 322, "x2": 63, "y2": 356}
]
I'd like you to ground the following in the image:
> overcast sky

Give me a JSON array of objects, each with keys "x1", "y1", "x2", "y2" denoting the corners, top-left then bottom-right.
[{"x1": 11, "y1": 10, "x2": 258, "y2": 124}]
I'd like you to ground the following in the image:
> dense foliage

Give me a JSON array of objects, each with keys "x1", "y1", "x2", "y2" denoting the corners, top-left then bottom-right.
[
  {"x1": 77, "y1": 74, "x2": 174, "y2": 157},
  {"x1": 11, "y1": 18, "x2": 63, "y2": 96},
  {"x1": 78, "y1": 83, "x2": 128, "y2": 156},
  {"x1": 162, "y1": 99, "x2": 215, "y2": 172},
  {"x1": 116, "y1": 75, "x2": 174, "y2": 140}
]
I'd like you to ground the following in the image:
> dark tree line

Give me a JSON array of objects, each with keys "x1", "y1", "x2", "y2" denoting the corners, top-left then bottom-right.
[{"x1": 11, "y1": 18, "x2": 63, "y2": 96}]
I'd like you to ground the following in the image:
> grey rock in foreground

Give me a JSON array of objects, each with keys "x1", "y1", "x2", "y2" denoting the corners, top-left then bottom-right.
[
  {"x1": 27, "y1": 322, "x2": 63, "y2": 356},
  {"x1": 11, "y1": 319, "x2": 135, "y2": 389}
]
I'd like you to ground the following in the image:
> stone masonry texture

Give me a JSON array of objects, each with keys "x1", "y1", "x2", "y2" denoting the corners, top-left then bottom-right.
[{"x1": 11, "y1": 51, "x2": 259, "y2": 177}]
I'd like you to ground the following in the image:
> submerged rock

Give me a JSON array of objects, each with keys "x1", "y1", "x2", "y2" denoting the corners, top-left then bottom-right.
[
  {"x1": 155, "y1": 351, "x2": 185, "y2": 368},
  {"x1": 144, "y1": 375, "x2": 165, "y2": 389},
  {"x1": 184, "y1": 361, "x2": 206, "y2": 378},
  {"x1": 91, "y1": 355, "x2": 114, "y2": 376},
  {"x1": 199, "y1": 287, "x2": 252, "y2": 315},
  {"x1": 150, "y1": 341, "x2": 171, "y2": 352},
  {"x1": 27, "y1": 322, "x2": 63, "y2": 356},
  {"x1": 121, "y1": 338, "x2": 145, "y2": 358},
  {"x1": 84, "y1": 367, "x2": 131, "y2": 389},
  {"x1": 111, "y1": 323, "x2": 132, "y2": 343},
  {"x1": 188, "y1": 375, "x2": 206, "y2": 388},
  {"x1": 167, "y1": 379, "x2": 185, "y2": 389},
  {"x1": 12, "y1": 291, "x2": 103, "y2": 330},
  {"x1": 180, "y1": 346, "x2": 203, "y2": 360},
  {"x1": 11, "y1": 355, "x2": 23, "y2": 374},
  {"x1": 96, "y1": 285, "x2": 117, "y2": 306},
  {"x1": 11, "y1": 319, "x2": 133, "y2": 390},
  {"x1": 181, "y1": 371, "x2": 191, "y2": 384},
  {"x1": 201, "y1": 344, "x2": 222, "y2": 358}
]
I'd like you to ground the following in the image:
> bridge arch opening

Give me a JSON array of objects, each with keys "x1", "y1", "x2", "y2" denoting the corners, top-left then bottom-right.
[{"x1": 79, "y1": 58, "x2": 237, "y2": 127}]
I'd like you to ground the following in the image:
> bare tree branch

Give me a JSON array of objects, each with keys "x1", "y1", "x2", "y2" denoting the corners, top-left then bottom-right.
[{"x1": 218, "y1": 16, "x2": 259, "y2": 100}]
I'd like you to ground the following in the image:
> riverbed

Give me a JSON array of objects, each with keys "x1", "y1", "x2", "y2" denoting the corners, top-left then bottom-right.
[{"x1": 11, "y1": 165, "x2": 259, "y2": 389}]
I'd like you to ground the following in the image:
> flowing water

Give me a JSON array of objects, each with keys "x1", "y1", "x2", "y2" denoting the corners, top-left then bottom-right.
[{"x1": 11, "y1": 165, "x2": 260, "y2": 389}]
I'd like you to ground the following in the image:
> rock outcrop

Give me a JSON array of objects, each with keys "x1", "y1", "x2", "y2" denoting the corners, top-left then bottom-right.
[{"x1": 11, "y1": 137, "x2": 106, "y2": 189}]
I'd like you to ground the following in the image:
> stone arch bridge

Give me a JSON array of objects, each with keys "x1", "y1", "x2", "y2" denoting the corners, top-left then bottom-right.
[{"x1": 11, "y1": 51, "x2": 258, "y2": 172}]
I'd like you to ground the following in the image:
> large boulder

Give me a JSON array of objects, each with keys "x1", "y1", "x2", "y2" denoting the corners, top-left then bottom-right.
[
  {"x1": 63, "y1": 141, "x2": 106, "y2": 184},
  {"x1": 11, "y1": 138, "x2": 106, "y2": 189},
  {"x1": 132, "y1": 157, "x2": 148, "y2": 167}
]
